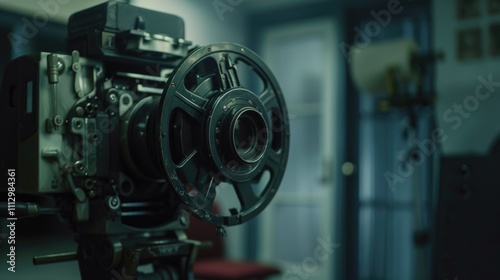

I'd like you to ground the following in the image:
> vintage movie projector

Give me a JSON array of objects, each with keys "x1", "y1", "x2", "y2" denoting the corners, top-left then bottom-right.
[{"x1": 0, "y1": 1, "x2": 290, "y2": 279}]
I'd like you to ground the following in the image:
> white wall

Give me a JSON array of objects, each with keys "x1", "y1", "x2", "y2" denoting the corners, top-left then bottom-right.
[{"x1": 434, "y1": 0, "x2": 500, "y2": 155}]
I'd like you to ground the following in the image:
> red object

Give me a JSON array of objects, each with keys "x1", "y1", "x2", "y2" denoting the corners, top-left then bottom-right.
[
  {"x1": 185, "y1": 205, "x2": 281, "y2": 280},
  {"x1": 193, "y1": 260, "x2": 280, "y2": 280}
]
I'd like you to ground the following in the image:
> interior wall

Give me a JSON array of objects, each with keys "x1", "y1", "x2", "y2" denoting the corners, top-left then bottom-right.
[
  {"x1": 0, "y1": 0, "x2": 107, "y2": 24},
  {"x1": 433, "y1": 0, "x2": 500, "y2": 155},
  {"x1": 131, "y1": 0, "x2": 246, "y2": 45}
]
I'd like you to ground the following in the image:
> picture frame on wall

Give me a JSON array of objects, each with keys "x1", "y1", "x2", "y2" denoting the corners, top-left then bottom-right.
[
  {"x1": 457, "y1": 0, "x2": 481, "y2": 19},
  {"x1": 489, "y1": 0, "x2": 500, "y2": 14},
  {"x1": 490, "y1": 24, "x2": 500, "y2": 55},
  {"x1": 457, "y1": 28, "x2": 483, "y2": 60}
]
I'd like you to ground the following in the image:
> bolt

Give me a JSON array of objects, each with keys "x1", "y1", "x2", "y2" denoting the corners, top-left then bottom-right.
[
  {"x1": 84, "y1": 179, "x2": 94, "y2": 190},
  {"x1": 76, "y1": 106, "x2": 85, "y2": 116},
  {"x1": 85, "y1": 103, "x2": 94, "y2": 113},
  {"x1": 109, "y1": 93, "x2": 117, "y2": 103},
  {"x1": 89, "y1": 133, "x2": 98, "y2": 142},
  {"x1": 75, "y1": 161, "x2": 84, "y2": 171},
  {"x1": 107, "y1": 196, "x2": 120, "y2": 210},
  {"x1": 88, "y1": 190, "x2": 96, "y2": 198}
]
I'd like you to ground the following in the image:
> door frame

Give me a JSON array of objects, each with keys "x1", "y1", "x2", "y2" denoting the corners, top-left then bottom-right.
[{"x1": 247, "y1": 4, "x2": 344, "y2": 279}]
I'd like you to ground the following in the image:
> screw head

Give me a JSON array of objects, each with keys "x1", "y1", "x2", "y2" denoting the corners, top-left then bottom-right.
[
  {"x1": 107, "y1": 196, "x2": 120, "y2": 210},
  {"x1": 88, "y1": 190, "x2": 96, "y2": 198},
  {"x1": 84, "y1": 179, "x2": 94, "y2": 190},
  {"x1": 74, "y1": 120, "x2": 83, "y2": 129},
  {"x1": 75, "y1": 161, "x2": 84, "y2": 171},
  {"x1": 109, "y1": 93, "x2": 117, "y2": 103}
]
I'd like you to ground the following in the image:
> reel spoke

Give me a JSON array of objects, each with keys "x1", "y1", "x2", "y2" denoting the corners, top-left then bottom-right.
[
  {"x1": 261, "y1": 87, "x2": 280, "y2": 111},
  {"x1": 234, "y1": 181, "x2": 258, "y2": 210},
  {"x1": 265, "y1": 151, "x2": 282, "y2": 178},
  {"x1": 267, "y1": 149, "x2": 282, "y2": 166},
  {"x1": 171, "y1": 90, "x2": 207, "y2": 124},
  {"x1": 211, "y1": 53, "x2": 241, "y2": 91},
  {"x1": 174, "y1": 149, "x2": 198, "y2": 169}
]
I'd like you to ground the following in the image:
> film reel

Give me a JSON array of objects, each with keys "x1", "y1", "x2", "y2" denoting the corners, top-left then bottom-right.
[{"x1": 155, "y1": 43, "x2": 290, "y2": 227}]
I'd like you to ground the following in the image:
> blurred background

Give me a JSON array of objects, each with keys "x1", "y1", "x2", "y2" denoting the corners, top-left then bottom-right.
[{"x1": 1, "y1": 0, "x2": 499, "y2": 279}]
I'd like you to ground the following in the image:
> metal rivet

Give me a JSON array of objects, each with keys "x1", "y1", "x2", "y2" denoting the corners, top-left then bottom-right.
[
  {"x1": 76, "y1": 106, "x2": 85, "y2": 116},
  {"x1": 75, "y1": 161, "x2": 84, "y2": 171},
  {"x1": 108, "y1": 93, "x2": 117, "y2": 103}
]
